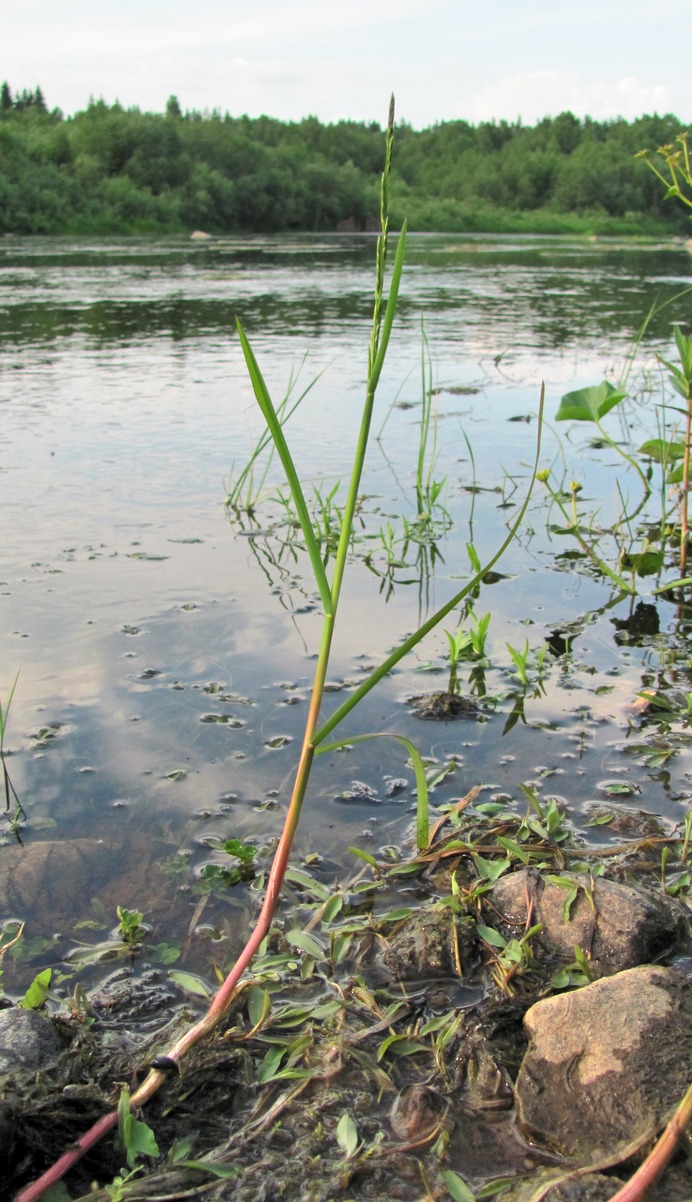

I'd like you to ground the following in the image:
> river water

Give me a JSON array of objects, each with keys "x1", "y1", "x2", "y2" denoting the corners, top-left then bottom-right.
[{"x1": 1, "y1": 232, "x2": 691, "y2": 987}]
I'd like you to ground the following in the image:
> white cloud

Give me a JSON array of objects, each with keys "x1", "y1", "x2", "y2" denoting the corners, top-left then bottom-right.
[{"x1": 467, "y1": 70, "x2": 678, "y2": 124}]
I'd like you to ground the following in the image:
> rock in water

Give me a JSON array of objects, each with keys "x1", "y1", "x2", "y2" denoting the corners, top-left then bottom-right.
[
  {"x1": 514, "y1": 965, "x2": 692, "y2": 1162},
  {"x1": 492, "y1": 868, "x2": 683, "y2": 975}
]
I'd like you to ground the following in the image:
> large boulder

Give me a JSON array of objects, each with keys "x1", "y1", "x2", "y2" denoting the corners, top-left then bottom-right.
[{"x1": 514, "y1": 965, "x2": 692, "y2": 1162}]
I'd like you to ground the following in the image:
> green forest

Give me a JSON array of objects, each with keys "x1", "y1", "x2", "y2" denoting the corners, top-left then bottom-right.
[{"x1": 0, "y1": 82, "x2": 689, "y2": 237}]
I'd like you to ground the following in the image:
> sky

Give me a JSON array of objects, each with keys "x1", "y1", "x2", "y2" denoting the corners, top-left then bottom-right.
[{"x1": 3, "y1": 0, "x2": 691, "y2": 129}]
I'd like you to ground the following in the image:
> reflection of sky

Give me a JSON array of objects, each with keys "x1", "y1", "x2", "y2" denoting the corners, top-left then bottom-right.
[{"x1": 1, "y1": 235, "x2": 691, "y2": 919}]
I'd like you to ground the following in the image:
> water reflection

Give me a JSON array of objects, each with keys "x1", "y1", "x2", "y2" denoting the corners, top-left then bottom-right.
[
  {"x1": 1, "y1": 234, "x2": 690, "y2": 352},
  {"x1": 1, "y1": 233, "x2": 691, "y2": 984}
]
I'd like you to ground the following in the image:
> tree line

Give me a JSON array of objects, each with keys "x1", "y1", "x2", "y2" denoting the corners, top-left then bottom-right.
[{"x1": 0, "y1": 83, "x2": 688, "y2": 236}]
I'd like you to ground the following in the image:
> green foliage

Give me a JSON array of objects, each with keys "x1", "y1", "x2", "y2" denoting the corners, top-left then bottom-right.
[
  {"x1": 117, "y1": 1086, "x2": 159, "y2": 1169},
  {"x1": 0, "y1": 86, "x2": 688, "y2": 234},
  {"x1": 20, "y1": 967, "x2": 52, "y2": 1009},
  {"x1": 555, "y1": 381, "x2": 626, "y2": 423},
  {"x1": 116, "y1": 906, "x2": 146, "y2": 946},
  {"x1": 638, "y1": 132, "x2": 692, "y2": 214}
]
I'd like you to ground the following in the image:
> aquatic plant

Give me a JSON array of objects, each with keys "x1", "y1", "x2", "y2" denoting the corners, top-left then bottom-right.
[
  {"x1": 15, "y1": 99, "x2": 544, "y2": 1202},
  {"x1": 538, "y1": 306, "x2": 692, "y2": 601},
  {"x1": 637, "y1": 132, "x2": 692, "y2": 215}
]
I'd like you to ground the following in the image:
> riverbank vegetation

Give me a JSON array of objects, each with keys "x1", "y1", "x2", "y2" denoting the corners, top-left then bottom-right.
[{"x1": 0, "y1": 82, "x2": 689, "y2": 236}]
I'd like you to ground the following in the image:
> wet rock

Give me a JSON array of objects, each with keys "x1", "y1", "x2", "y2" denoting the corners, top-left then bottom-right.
[
  {"x1": 90, "y1": 968, "x2": 178, "y2": 1031},
  {"x1": 377, "y1": 905, "x2": 477, "y2": 981},
  {"x1": 0, "y1": 1008, "x2": 64, "y2": 1079},
  {"x1": 457, "y1": 1039, "x2": 514, "y2": 1110},
  {"x1": 0, "y1": 839, "x2": 122, "y2": 930},
  {"x1": 491, "y1": 868, "x2": 683, "y2": 975},
  {"x1": 515, "y1": 965, "x2": 692, "y2": 1162},
  {"x1": 408, "y1": 691, "x2": 482, "y2": 720},
  {"x1": 389, "y1": 1083, "x2": 447, "y2": 1139}
]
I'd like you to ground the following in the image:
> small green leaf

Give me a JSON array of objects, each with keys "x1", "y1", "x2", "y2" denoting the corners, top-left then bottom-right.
[
  {"x1": 168, "y1": 970, "x2": 212, "y2": 998},
  {"x1": 256, "y1": 1045, "x2": 287, "y2": 1083},
  {"x1": 284, "y1": 866, "x2": 332, "y2": 901},
  {"x1": 42, "y1": 1185, "x2": 73, "y2": 1202},
  {"x1": 376, "y1": 1033, "x2": 427, "y2": 1061},
  {"x1": 117, "y1": 1086, "x2": 159, "y2": 1168},
  {"x1": 321, "y1": 894, "x2": 344, "y2": 924},
  {"x1": 336, "y1": 1111, "x2": 359, "y2": 1158},
  {"x1": 376, "y1": 907, "x2": 413, "y2": 923},
  {"x1": 247, "y1": 986, "x2": 271, "y2": 1028},
  {"x1": 639, "y1": 438, "x2": 685, "y2": 464},
  {"x1": 472, "y1": 853, "x2": 509, "y2": 883},
  {"x1": 476, "y1": 923, "x2": 507, "y2": 949},
  {"x1": 441, "y1": 1168, "x2": 476, "y2": 1202},
  {"x1": 21, "y1": 968, "x2": 52, "y2": 1009},
  {"x1": 285, "y1": 930, "x2": 324, "y2": 960},
  {"x1": 176, "y1": 1161, "x2": 237, "y2": 1179},
  {"x1": 348, "y1": 846, "x2": 378, "y2": 868}
]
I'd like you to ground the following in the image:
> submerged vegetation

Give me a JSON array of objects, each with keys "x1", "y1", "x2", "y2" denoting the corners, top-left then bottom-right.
[{"x1": 0, "y1": 81, "x2": 690, "y2": 235}]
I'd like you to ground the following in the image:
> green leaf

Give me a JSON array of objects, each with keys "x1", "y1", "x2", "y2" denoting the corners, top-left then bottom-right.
[
  {"x1": 639, "y1": 438, "x2": 685, "y2": 464},
  {"x1": 176, "y1": 1161, "x2": 237, "y2": 1179},
  {"x1": 620, "y1": 549, "x2": 665, "y2": 577},
  {"x1": 284, "y1": 866, "x2": 332, "y2": 901},
  {"x1": 321, "y1": 894, "x2": 344, "y2": 924},
  {"x1": 168, "y1": 970, "x2": 212, "y2": 998},
  {"x1": 376, "y1": 1033, "x2": 427, "y2": 1060},
  {"x1": 376, "y1": 907, "x2": 413, "y2": 923},
  {"x1": 150, "y1": 942, "x2": 181, "y2": 964},
  {"x1": 117, "y1": 1087, "x2": 159, "y2": 1168},
  {"x1": 476, "y1": 923, "x2": 507, "y2": 949},
  {"x1": 556, "y1": 381, "x2": 626, "y2": 423},
  {"x1": 347, "y1": 846, "x2": 378, "y2": 868},
  {"x1": 256, "y1": 1045, "x2": 287, "y2": 1083},
  {"x1": 41, "y1": 1186, "x2": 73, "y2": 1202},
  {"x1": 285, "y1": 930, "x2": 325, "y2": 960},
  {"x1": 20, "y1": 967, "x2": 52, "y2": 1009},
  {"x1": 247, "y1": 986, "x2": 271, "y2": 1028},
  {"x1": 441, "y1": 1169, "x2": 476, "y2": 1202},
  {"x1": 472, "y1": 853, "x2": 509, "y2": 883},
  {"x1": 236, "y1": 321, "x2": 332, "y2": 615},
  {"x1": 336, "y1": 1111, "x2": 359, "y2": 1158},
  {"x1": 497, "y1": 836, "x2": 531, "y2": 865}
]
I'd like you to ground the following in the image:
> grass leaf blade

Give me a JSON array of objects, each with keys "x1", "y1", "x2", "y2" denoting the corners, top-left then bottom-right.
[{"x1": 236, "y1": 320, "x2": 332, "y2": 615}]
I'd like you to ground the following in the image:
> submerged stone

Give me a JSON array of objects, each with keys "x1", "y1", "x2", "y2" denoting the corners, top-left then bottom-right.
[
  {"x1": 514, "y1": 965, "x2": 692, "y2": 1162},
  {"x1": 0, "y1": 1008, "x2": 64, "y2": 1079}
]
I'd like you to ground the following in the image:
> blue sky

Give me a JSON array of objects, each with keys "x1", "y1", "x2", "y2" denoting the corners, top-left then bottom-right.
[{"x1": 5, "y1": 0, "x2": 691, "y2": 128}]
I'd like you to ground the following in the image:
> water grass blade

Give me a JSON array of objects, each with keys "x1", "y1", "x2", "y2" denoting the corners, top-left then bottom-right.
[
  {"x1": 227, "y1": 355, "x2": 325, "y2": 510},
  {"x1": 236, "y1": 321, "x2": 332, "y2": 615},
  {"x1": 316, "y1": 731, "x2": 429, "y2": 850},
  {"x1": 369, "y1": 223, "x2": 407, "y2": 393}
]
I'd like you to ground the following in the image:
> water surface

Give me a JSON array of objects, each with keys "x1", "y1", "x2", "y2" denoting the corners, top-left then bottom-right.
[{"x1": 1, "y1": 232, "x2": 691, "y2": 986}]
